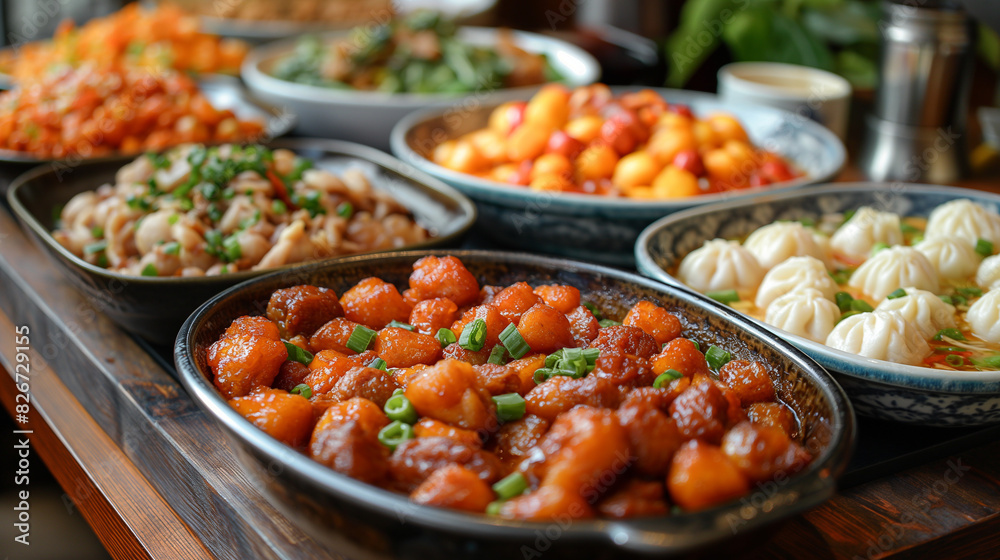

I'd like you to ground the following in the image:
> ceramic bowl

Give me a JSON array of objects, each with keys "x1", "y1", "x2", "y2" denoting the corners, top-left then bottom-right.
[
  {"x1": 390, "y1": 87, "x2": 846, "y2": 267},
  {"x1": 635, "y1": 183, "x2": 1000, "y2": 426},
  {"x1": 7, "y1": 138, "x2": 476, "y2": 345},
  {"x1": 175, "y1": 249, "x2": 854, "y2": 559},
  {"x1": 241, "y1": 28, "x2": 600, "y2": 149}
]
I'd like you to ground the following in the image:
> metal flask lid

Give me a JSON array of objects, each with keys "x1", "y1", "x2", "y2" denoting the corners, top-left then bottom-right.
[{"x1": 859, "y1": 0, "x2": 975, "y2": 183}]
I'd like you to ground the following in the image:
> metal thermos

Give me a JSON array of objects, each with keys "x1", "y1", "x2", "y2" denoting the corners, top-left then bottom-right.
[{"x1": 858, "y1": 0, "x2": 975, "y2": 183}]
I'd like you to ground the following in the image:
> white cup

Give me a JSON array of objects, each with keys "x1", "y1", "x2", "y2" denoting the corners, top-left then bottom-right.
[{"x1": 718, "y1": 62, "x2": 852, "y2": 141}]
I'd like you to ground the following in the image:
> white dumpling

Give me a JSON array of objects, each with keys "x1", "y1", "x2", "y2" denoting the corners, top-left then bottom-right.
[
  {"x1": 678, "y1": 239, "x2": 766, "y2": 294},
  {"x1": 966, "y1": 289, "x2": 1000, "y2": 343},
  {"x1": 830, "y1": 207, "x2": 903, "y2": 262},
  {"x1": 825, "y1": 311, "x2": 931, "y2": 366},
  {"x1": 913, "y1": 237, "x2": 981, "y2": 282},
  {"x1": 976, "y1": 255, "x2": 1000, "y2": 290},
  {"x1": 875, "y1": 287, "x2": 957, "y2": 339},
  {"x1": 925, "y1": 199, "x2": 1000, "y2": 245},
  {"x1": 848, "y1": 246, "x2": 939, "y2": 301},
  {"x1": 743, "y1": 222, "x2": 829, "y2": 269},
  {"x1": 764, "y1": 288, "x2": 840, "y2": 343},
  {"x1": 755, "y1": 256, "x2": 838, "y2": 309}
]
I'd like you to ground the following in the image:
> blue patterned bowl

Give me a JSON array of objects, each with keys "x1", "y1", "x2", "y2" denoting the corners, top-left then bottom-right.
[
  {"x1": 635, "y1": 183, "x2": 1000, "y2": 426},
  {"x1": 390, "y1": 87, "x2": 845, "y2": 266}
]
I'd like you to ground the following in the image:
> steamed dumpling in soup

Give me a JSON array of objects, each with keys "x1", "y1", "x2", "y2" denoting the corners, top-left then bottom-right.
[
  {"x1": 924, "y1": 199, "x2": 1000, "y2": 245},
  {"x1": 743, "y1": 221, "x2": 829, "y2": 269},
  {"x1": 874, "y1": 287, "x2": 956, "y2": 339},
  {"x1": 764, "y1": 288, "x2": 840, "y2": 343},
  {"x1": 755, "y1": 256, "x2": 838, "y2": 309},
  {"x1": 913, "y1": 237, "x2": 981, "y2": 282},
  {"x1": 677, "y1": 238, "x2": 765, "y2": 294},
  {"x1": 848, "y1": 246, "x2": 939, "y2": 301}
]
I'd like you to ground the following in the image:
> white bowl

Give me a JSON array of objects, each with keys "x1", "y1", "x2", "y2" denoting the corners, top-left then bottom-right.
[{"x1": 241, "y1": 27, "x2": 600, "y2": 149}]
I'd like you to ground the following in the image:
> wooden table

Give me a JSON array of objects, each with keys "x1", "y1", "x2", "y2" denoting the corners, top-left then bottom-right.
[{"x1": 2, "y1": 172, "x2": 999, "y2": 560}]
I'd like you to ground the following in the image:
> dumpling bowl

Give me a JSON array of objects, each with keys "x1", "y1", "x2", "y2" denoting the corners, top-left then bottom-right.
[
  {"x1": 174, "y1": 250, "x2": 854, "y2": 559},
  {"x1": 391, "y1": 87, "x2": 845, "y2": 266},
  {"x1": 635, "y1": 183, "x2": 1000, "y2": 426}
]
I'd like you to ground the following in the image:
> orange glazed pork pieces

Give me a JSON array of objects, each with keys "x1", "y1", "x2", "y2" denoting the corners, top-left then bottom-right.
[{"x1": 207, "y1": 255, "x2": 812, "y2": 519}]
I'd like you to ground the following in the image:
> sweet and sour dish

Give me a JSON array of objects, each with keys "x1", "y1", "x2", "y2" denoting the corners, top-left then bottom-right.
[
  {"x1": 208, "y1": 256, "x2": 812, "y2": 519},
  {"x1": 677, "y1": 199, "x2": 1000, "y2": 370}
]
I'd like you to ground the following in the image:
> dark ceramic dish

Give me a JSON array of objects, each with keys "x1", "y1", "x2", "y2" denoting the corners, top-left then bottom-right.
[
  {"x1": 390, "y1": 87, "x2": 845, "y2": 267},
  {"x1": 634, "y1": 183, "x2": 1000, "y2": 426},
  {"x1": 174, "y1": 250, "x2": 855, "y2": 560},
  {"x1": 7, "y1": 139, "x2": 476, "y2": 345},
  {"x1": 0, "y1": 76, "x2": 295, "y2": 193}
]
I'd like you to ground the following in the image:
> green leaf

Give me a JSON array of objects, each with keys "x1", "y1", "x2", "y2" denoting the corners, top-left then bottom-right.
[
  {"x1": 665, "y1": 0, "x2": 744, "y2": 88},
  {"x1": 836, "y1": 48, "x2": 877, "y2": 90}
]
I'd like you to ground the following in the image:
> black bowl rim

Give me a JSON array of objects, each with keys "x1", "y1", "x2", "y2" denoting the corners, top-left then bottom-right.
[
  {"x1": 6, "y1": 137, "x2": 478, "y2": 287},
  {"x1": 388, "y1": 85, "x2": 847, "y2": 212},
  {"x1": 174, "y1": 249, "x2": 856, "y2": 555}
]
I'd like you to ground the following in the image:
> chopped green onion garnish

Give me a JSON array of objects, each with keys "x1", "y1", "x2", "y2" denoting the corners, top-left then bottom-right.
[
  {"x1": 459, "y1": 318, "x2": 487, "y2": 351},
  {"x1": 272, "y1": 199, "x2": 287, "y2": 215},
  {"x1": 958, "y1": 287, "x2": 983, "y2": 298},
  {"x1": 90, "y1": 226, "x2": 104, "y2": 238},
  {"x1": 886, "y1": 288, "x2": 907, "y2": 300},
  {"x1": 488, "y1": 345, "x2": 507, "y2": 365},
  {"x1": 835, "y1": 291, "x2": 854, "y2": 312},
  {"x1": 346, "y1": 325, "x2": 377, "y2": 353},
  {"x1": 141, "y1": 263, "x2": 158, "y2": 277},
  {"x1": 387, "y1": 320, "x2": 415, "y2": 331},
  {"x1": 492, "y1": 393, "x2": 526, "y2": 422},
  {"x1": 706, "y1": 289, "x2": 740, "y2": 304},
  {"x1": 582, "y1": 302, "x2": 602, "y2": 320},
  {"x1": 283, "y1": 341, "x2": 314, "y2": 365},
  {"x1": 83, "y1": 240, "x2": 107, "y2": 255},
  {"x1": 975, "y1": 238, "x2": 994, "y2": 258},
  {"x1": 900, "y1": 223, "x2": 921, "y2": 234},
  {"x1": 598, "y1": 319, "x2": 621, "y2": 328},
  {"x1": 871, "y1": 242, "x2": 890, "y2": 254},
  {"x1": 653, "y1": 369, "x2": 683, "y2": 388},
  {"x1": 486, "y1": 501, "x2": 505, "y2": 515},
  {"x1": 290, "y1": 383, "x2": 312, "y2": 399},
  {"x1": 842, "y1": 209, "x2": 856, "y2": 224},
  {"x1": 945, "y1": 354, "x2": 965, "y2": 367},
  {"x1": 971, "y1": 355, "x2": 1000, "y2": 369},
  {"x1": 850, "y1": 299, "x2": 874, "y2": 313},
  {"x1": 705, "y1": 345, "x2": 731, "y2": 371},
  {"x1": 95, "y1": 254, "x2": 108, "y2": 268},
  {"x1": 691, "y1": 340, "x2": 700, "y2": 352},
  {"x1": 492, "y1": 472, "x2": 528, "y2": 499},
  {"x1": 436, "y1": 327, "x2": 457, "y2": 348},
  {"x1": 337, "y1": 201, "x2": 354, "y2": 219},
  {"x1": 162, "y1": 241, "x2": 181, "y2": 256},
  {"x1": 384, "y1": 392, "x2": 418, "y2": 424},
  {"x1": 377, "y1": 420, "x2": 414, "y2": 450},
  {"x1": 934, "y1": 346, "x2": 968, "y2": 353},
  {"x1": 707, "y1": 289, "x2": 740, "y2": 305},
  {"x1": 933, "y1": 328, "x2": 965, "y2": 341},
  {"x1": 582, "y1": 348, "x2": 600, "y2": 363},
  {"x1": 499, "y1": 323, "x2": 531, "y2": 359},
  {"x1": 367, "y1": 357, "x2": 388, "y2": 371},
  {"x1": 167, "y1": 213, "x2": 179, "y2": 225},
  {"x1": 952, "y1": 295, "x2": 967, "y2": 307}
]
